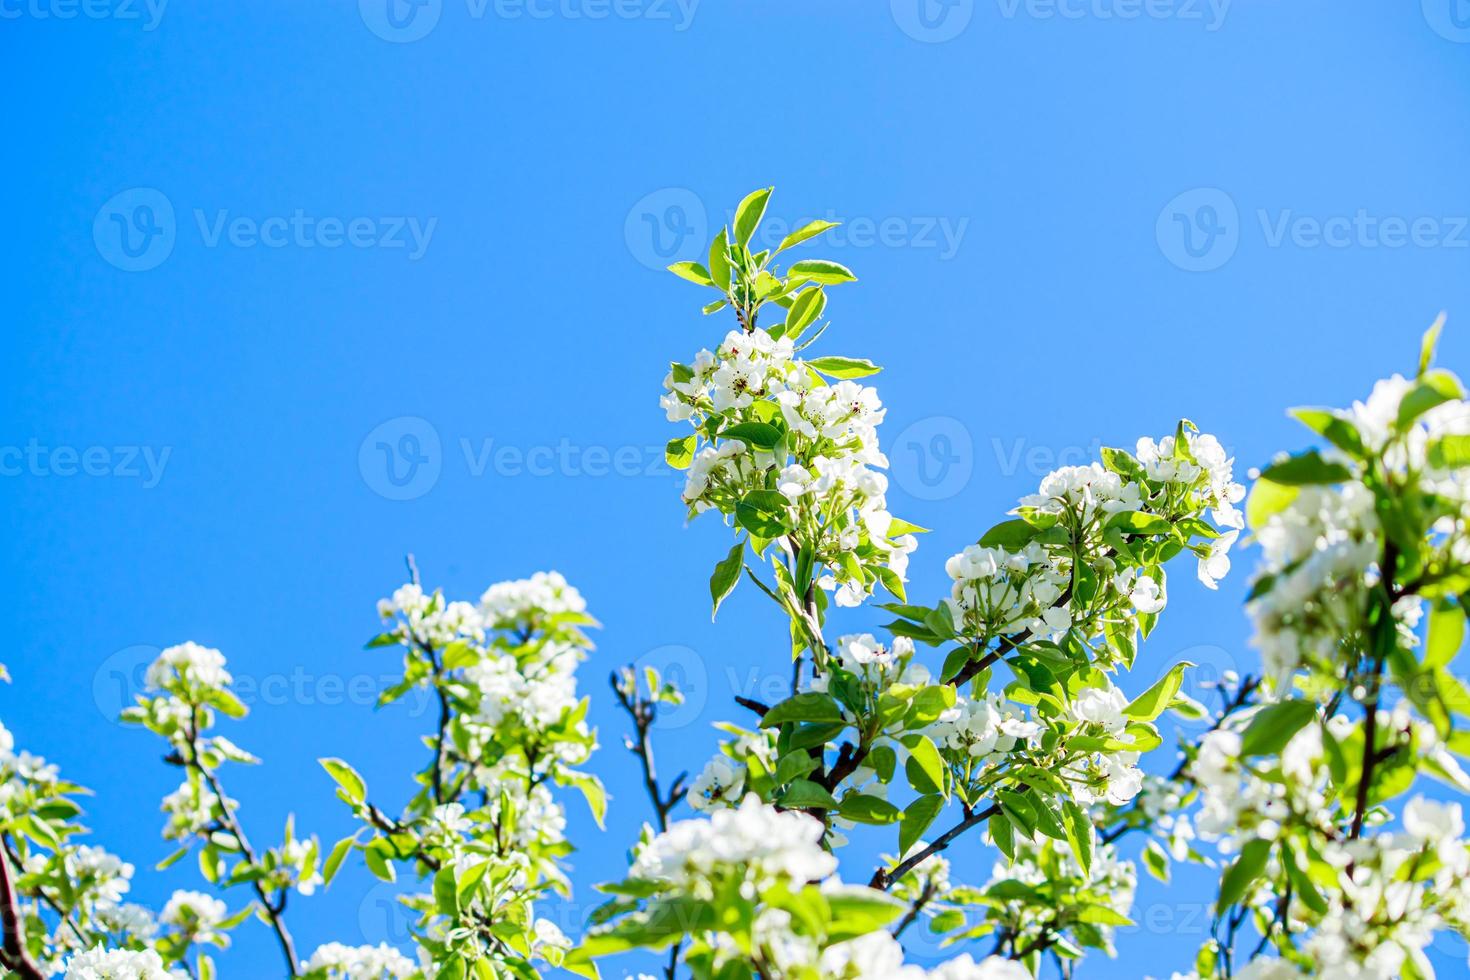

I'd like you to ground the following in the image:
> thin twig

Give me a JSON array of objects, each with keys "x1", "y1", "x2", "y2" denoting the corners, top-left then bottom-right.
[
  {"x1": 870, "y1": 804, "x2": 999, "y2": 890},
  {"x1": 611, "y1": 669, "x2": 688, "y2": 980},
  {"x1": 187, "y1": 717, "x2": 299, "y2": 976}
]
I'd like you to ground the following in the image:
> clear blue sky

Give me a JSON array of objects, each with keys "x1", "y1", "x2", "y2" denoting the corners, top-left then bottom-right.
[{"x1": 5, "y1": 1, "x2": 1470, "y2": 976}]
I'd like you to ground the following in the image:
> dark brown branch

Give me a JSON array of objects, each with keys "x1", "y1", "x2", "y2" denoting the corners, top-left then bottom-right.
[
  {"x1": 1351, "y1": 538, "x2": 1399, "y2": 840},
  {"x1": 734, "y1": 696, "x2": 769, "y2": 718},
  {"x1": 0, "y1": 847, "x2": 44, "y2": 980},
  {"x1": 870, "y1": 804, "x2": 999, "y2": 890},
  {"x1": 892, "y1": 879, "x2": 938, "y2": 940}
]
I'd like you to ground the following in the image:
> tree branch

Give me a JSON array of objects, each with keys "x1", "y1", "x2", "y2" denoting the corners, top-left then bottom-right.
[
  {"x1": 186, "y1": 717, "x2": 299, "y2": 976},
  {"x1": 0, "y1": 846, "x2": 44, "y2": 980},
  {"x1": 869, "y1": 803, "x2": 999, "y2": 890},
  {"x1": 611, "y1": 669, "x2": 688, "y2": 980}
]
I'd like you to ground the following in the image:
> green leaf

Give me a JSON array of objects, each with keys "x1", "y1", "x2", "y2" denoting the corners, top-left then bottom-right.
[
  {"x1": 708, "y1": 228, "x2": 731, "y2": 291},
  {"x1": 567, "y1": 772, "x2": 608, "y2": 829},
  {"x1": 1100, "y1": 447, "x2": 1144, "y2": 480},
  {"x1": 806, "y1": 355, "x2": 881, "y2": 379},
  {"x1": 1024, "y1": 790, "x2": 1068, "y2": 841},
  {"x1": 1142, "y1": 839, "x2": 1170, "y2": 883},
  {"x1": 1123, "y1": 662, "x2": 1193, "y2": 723},
  {"x1": 1077, "y1": 904, "x2": 1133, "y2": 926},
  {"x1": 1258, "y1": 449, "x2": 1352, "y2": 486},
  {"x1": 978, "y1": 519, "x2": 1038, "y2": 550},
  {"x1": 1216, "y1": 838, "x2": 1271, "y2": 913},
  {"x1": 904, "y1": 736, "x2": 946, "y2": 796},
  {"x1": 939, "y1": 647, "x2": 972, "y2": 683},
  {"x1": 1420, "y1": 313, "x2": 1446, "y2": 376},
  {"x1": 433, "y1": 864, "x2": 460, "y2": 917},
  {"x1": 822, "y1": 886, "x2": 906, "y2": 938},
  {"x1": 899, "y1": 795, "x2": 944, "y2": 857},
  {"x1": 1428, "y1": 434, "x2": 1470, "y2": 469},
  {"x1": 1105, "y1": 510, "x2": 1173, "y2": 536},
  {"x1": 1061, "y1": 799, "x2": 1093, "y2": 877},
  {"x1": 1239, "y1": 699, "x2": 1317, "y2": 756},
  {"x1": 665, "y1": 435, "x2": 695, "y2": 470},
  {"x1": 774, "y1": 750, "x2": 820, "y2": 786},
  {"x1": 760, "y1": 692, "x2": 845, "y2": 727},
  {"x1": 1246, "y1": 477, "x2": 1300, "y2": 531},
  {"x1": 1290, "y1": 408, "x2": 1366, "y2": 458},
  {"x1": 1427, "y1": 602, "x2": 1466, "y2": 669},
  {"x1": 576, "y1": 899, "x2": 715, "y2": 956},
  {"x1": 319, "y1": 758, "x2": 366, "y2": 805},
  {"x1": 783, "y1": 288, "x2": 827, "y2": 340},
  {"x1": 1397, "y1": 368, "x2": 1465, "y2": 428},
  {"x1": 720, "y1": 421, "x2": 783, "y2": 450},
  {"x1": 991, "y1": 809, "x2": 1015, "y2": 861},
  {"x1": 887, "y1": 517, "x2": 931, "y2": 535},
  {"x1": 780, "y1": 779, "x2": 840, "y2": 810},
  {"x1": 734, "y1": 187, "x2": 773, "y2": 247},
  {"x1": 906, "y1": 685, "x2": 956, "y2": 727},
  {"x1": 776, "y1": 219, "x2": 841, "y2": 253},
  {"x1": 710, "y1": 540, "x2": 745, "y2": 621},
  {"x1": 788, "y1": 259, "x2": 857, "y2": 285},
  {"x1": 363, "y1": 844, "x2": 395, "y2": 883},
  {"x1": 735, "y1": 490, "x2": 792, "y2": 538},
  {"x1": 322, "y1": 835, "x2": 355, "y2": 886},
  {"x1": 667, "y1": 261, "x2": 714, "y2": 287},
  {"x1": 838, "y1": 794, "x2": 901, "y2": 825}
]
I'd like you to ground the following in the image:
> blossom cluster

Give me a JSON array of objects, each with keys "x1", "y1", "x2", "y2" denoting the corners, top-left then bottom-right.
[
  {"x1": 630, "y1": 794, "x2": 837, "y2": 890},
  {"x1": 300, "y1": 941, "x2": 419, "y2": 979},
  {"x1": 944, "y1": 427, "x2": 1243, "y2": 657},
  {"x1": 664, "y1": 322, "x2": 917, "y2": 611}
]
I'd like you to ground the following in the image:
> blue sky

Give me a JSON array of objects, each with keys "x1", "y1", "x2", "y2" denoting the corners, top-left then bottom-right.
[{"x1": 4, "y1": 1, "x2": 1470, "y2": 976}]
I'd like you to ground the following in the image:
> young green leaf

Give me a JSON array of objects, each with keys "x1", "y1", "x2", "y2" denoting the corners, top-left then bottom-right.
[
  {"x1": 776, "y1": 219, "x2": 841, "y2": 253},
  {"x1": 788, "y1": 259, "x2": 857, "y2": 285},
  {"x1": 667, "y1": 261, "x2": 714, "y2": 287},
  {"x1": 710, "y1": 540, "x2": 745, "y2": 621},
  {"x1": 806, "y1": 356, "x2": 881, "y2": 379},
  {"x1": 734, "y1": 187, "x2": 773, "y2": 247}
]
